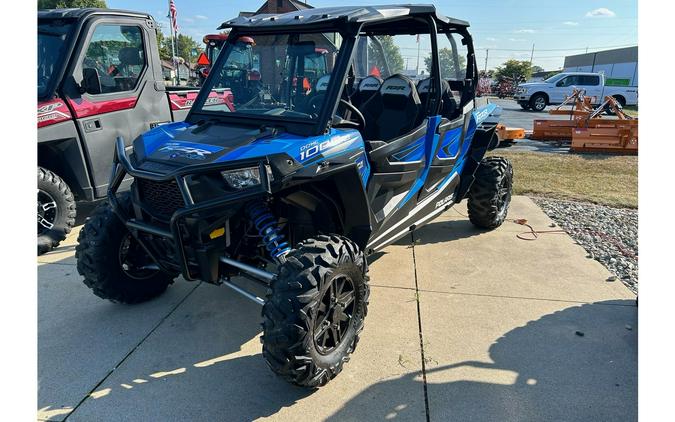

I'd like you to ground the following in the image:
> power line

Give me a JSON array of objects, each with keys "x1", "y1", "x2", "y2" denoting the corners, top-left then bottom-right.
[{"x1": 397, "y1": 43, "x2": 634, "y2": 52}]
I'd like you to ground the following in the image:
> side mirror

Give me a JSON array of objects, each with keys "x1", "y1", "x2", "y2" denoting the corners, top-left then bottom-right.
[
  {"x1": 82, "y1": 68, "x2": 102, "y2": 95},
  {"x1": 556, "y1": 80, "x2": 565, "y2": 87}
]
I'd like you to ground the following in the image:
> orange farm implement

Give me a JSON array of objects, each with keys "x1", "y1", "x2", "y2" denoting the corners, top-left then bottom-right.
[
  {"x1": 530, "y1": 89, "x2": 637, "y2": 154},
  {"x1": 496, "y1": 123, "x2": 525, "y2": 142}
]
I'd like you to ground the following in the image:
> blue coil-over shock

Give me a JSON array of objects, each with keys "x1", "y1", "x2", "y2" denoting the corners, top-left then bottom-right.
[{"x1": 245, "y1": 201, "x2": 290, "y2": 263}]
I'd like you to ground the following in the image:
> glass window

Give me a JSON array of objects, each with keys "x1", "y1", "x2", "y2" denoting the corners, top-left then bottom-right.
[
  {"x1": 81, "y1": 24, "x2": 145, "y2": 94},
  {"x1": 437, "y1": 33, "x2": 468, "y2": 80},
  {"x1": 38, "y1": 20, "x2": 73, "y2": 98},
  {"x1": 580, "y1": 75, "x2": 600, "y2": 86},
  {"x1": 558, "y1": 76, "x2": 579, "y2": 87},
  {"x1": 196, "y1": 32, "x2": 342, "y2": 121}
]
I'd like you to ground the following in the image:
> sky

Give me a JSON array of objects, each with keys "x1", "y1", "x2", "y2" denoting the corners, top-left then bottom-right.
[{"x1": 107, "y1": 0, "x2": 638, "y2": 71}]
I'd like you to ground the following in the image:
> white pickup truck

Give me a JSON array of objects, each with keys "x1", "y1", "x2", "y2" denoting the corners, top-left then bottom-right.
[{"x1": 514, "y1": 72, "x2": 638, "y2": 111}]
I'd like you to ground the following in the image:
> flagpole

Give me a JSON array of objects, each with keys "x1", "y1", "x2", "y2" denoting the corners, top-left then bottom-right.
[{"x1": 168, "y1": 0, "x2": 179, "y2": 85}]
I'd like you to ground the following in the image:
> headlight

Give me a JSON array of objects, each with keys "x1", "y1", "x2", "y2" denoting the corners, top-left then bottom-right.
[
  {"x1": 517, "y1": 87, "x2": 527, "y2": 94},
  {"x1": 221, "y1": 167, "x2": 261, "y2": 190}
]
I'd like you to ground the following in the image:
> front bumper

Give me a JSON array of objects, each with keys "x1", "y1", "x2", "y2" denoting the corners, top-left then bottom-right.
[{"x1": 108, "y1": 137, "x2": 271, "y2": 282}]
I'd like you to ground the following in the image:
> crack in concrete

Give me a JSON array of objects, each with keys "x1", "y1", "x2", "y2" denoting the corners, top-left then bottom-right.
[
  {"x1": 369, "y1": 284, "x2": 637, "y2": 307},
  {"x1": 62, "y1": 282, "x2": 202, "y2": 421},
  {"x1": 410, "y1": 232, "x2": 431, "y2": 422}
]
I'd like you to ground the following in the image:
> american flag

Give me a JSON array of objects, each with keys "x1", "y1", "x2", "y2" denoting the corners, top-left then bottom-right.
[{"x1": 169, "y1": 0, "x2": 179, "y2": 33}]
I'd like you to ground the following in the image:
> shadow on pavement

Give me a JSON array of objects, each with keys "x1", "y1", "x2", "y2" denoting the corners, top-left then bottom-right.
[
  {"x1": 326, "y1": 300, "x2": 637, "y2": 421},
  {"x1": 411, "y1": 218, "x2": 485, "y2": 246}
]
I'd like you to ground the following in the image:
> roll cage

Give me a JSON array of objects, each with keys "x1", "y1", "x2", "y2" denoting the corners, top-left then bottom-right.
[{"x1": 187, "y1": 5, "x2": 477, "y2": 137}]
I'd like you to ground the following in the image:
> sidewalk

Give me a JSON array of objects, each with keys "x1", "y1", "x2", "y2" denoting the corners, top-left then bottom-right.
[{"x1": 38, "y1": 196, "x2": 637, "y2": 421}]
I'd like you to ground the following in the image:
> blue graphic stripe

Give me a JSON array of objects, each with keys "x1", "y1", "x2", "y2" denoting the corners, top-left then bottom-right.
[{"x1": 397, "y1": 115, "x2": 442, "y2": 209}]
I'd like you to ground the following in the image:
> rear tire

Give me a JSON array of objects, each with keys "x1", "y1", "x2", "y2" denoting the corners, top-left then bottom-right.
[
  {"x1": 262, "y1": 234, "x2": 369, "y2": 387},
  {"x1": 76, "y1": 195, "x2": 176, "y2": 304},
  {"x1": 468, "y1": 157, "x2": 513, "y2": 229},
  {"x1": 38, "y1": 167, "x2": 76, "y2": 255}
]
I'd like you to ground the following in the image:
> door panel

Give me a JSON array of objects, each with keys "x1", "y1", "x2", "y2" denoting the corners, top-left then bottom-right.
[
  {"x1": 418, "y1": 115, "x2": 465, "y2": 200},
  {"x1": 366, "y1": 123, "x2": 428, "y2": 224},
  {"x1": 65, "y1": 19, "x2": 172, "y2": 197}
]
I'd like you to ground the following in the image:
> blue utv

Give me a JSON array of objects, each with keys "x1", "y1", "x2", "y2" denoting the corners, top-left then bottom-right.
[{"x1": 76, "y1": 5, "x2": 513, "y2": 387}]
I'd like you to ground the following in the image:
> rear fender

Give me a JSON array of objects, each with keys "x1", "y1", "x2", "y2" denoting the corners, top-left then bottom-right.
[{"x1": 455, "y1": 105, "x2": 500, "y2": 201}]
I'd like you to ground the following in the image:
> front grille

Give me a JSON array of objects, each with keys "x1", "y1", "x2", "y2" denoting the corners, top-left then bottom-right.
[{"x1": 136, "y1": 178, "x2": 185, "y2": 217}]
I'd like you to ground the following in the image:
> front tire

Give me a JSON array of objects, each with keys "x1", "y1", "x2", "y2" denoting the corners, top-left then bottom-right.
[
  {"x1": 468, "y1": 157, "x2": 513, "y2": 229},
  {"x1": 262, "y1": 235, "x2": 370, "y2": 387},
  {"x1": 38, "y1": 167, "x2": 76, "y2": 255},
  {"x1": 76, "y1": 196, "x2": 176, "y2": 304},
  {"x1": 529, "y1": 93, "x2": 547, "y2": 111}
]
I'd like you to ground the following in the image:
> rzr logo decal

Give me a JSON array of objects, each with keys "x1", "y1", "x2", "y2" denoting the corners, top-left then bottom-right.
[
  {"x1": 435, "y1": 194, "x2": 454, "y2": 209},
  {"x1": 38, "y1": 102, "x2": 64, "y2": 114},
  {"x1": 157, "y1": 142, "x2": 215, "y2": 160}
]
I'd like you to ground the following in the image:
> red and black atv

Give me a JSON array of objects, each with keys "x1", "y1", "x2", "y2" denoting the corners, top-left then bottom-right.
[{"x1": 37, "y1": 8, "x2": 233, "y2": 254}]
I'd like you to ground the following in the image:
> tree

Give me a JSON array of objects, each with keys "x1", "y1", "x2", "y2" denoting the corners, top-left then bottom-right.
[
  {"x1": 158, "y1": 32, "x2": 202, "y2": 65},
  {"x1": 176, "y1": 34, "x2": 202, "y2": 65},
  {"x1": 479, "y1": 69, "x2": 495, "y2": 79},
  {"x1": 38, "y1": 0, "x2": 106, "y2": 8},
  {"x1": 424, "y1": 48, "x2": 466, "y2": 79},
  {"x1": 368, "y1": 36, "x2": 404, "y2": 75},
  {"x1": 530, "y1": 65, "x2": 544, "y2": 74},
  {"x1": 494, "y1": 59, "x2": 533, "y2": 82},
  {"x1": 155, "y1": 30, "x2": 172, "y2": 62}
]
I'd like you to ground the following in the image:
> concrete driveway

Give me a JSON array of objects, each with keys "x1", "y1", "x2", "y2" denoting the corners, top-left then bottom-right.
[{"x1": 38, "y1": 196, "x2": 637, "y2": 421}]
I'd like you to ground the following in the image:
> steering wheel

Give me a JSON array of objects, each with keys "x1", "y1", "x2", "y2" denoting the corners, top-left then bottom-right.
[
  {"x1": 306, "y1": 95, "x2": 365, "y2": 131},
  {"x1": 335, "y1": 99, "x2": 366, "y2": 132}
]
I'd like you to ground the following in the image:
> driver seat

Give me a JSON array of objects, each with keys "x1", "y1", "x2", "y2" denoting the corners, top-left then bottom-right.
[
  {"x1": 360, "y1": 74, "x2": 421, "y2": 142},
  {"x1": 352, "y1": 75, "x2": 382, "y2": 108}
]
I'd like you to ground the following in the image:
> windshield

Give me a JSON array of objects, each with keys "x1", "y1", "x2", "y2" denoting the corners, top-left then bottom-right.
[
  {"x1": 544, "y1": 73, "x2": 564, "y2": 83},
  {"x1": 194, "y1": 32, "x2": 341, "y2": 121},
  {"x1": 38, "y1": 19, "x2": 73, "y2": 98}
]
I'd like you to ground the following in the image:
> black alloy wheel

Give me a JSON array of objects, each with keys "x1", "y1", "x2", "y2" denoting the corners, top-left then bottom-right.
[
  {"x1": 37, "y1": 190, "x2": 58, "y2": 235},
  {"x1": 313, "y1": 274, "x2": 356, "y2": 354}
]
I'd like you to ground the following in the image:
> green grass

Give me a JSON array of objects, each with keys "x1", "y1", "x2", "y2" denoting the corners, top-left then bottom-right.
[
  {"x1": 622, "y1": 105, "x2": 638, "y2": 118},
  {"x1": 490, "y1": 150, "x2": 638, "y2": 208}
]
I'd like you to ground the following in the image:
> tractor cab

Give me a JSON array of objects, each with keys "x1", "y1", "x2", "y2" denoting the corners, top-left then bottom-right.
[{"x1": 196, "y1": 33, "x2": 257, "y2": 89}]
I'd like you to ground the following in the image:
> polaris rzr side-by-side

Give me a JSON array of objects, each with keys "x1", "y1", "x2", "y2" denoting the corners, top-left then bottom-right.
[{"x1": 76, "y1": 5, "x2": 513, "y2": 388}]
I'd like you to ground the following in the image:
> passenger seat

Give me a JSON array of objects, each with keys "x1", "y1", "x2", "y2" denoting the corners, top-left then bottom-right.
[
  {"x1": 360, "y1": 74, "x2": 421, "y2": 141},
  {"x1": 417, "y1": 78, "x2": 457, "y2": 120}
]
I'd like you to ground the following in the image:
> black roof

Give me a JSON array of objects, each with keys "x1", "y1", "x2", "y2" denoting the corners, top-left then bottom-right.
[
  {"x1": 38, "y1": 8, "x2": 152, "y2": 21},
  {"x1": 218, "y1": 4, "x2": 469, "y2": 32}
]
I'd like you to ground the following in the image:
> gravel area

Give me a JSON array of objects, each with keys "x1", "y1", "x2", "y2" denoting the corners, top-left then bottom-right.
[{"x1": 532, "y1": 197, "x2": 638, "y2": 293}]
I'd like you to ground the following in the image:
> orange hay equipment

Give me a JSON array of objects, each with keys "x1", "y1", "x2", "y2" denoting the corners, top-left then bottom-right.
[
  {"x1": 570, "y1": 97, "x2": 638, "y2": 154},
  {"x1": 530, "y1": 89, "x2": 595, "y2": 141},
  {"x1": 530, "y1": 89, "x2": 638, "y2": 154},
  {"x1": 496, "y1": 123, "x2": 525, "y2": 142}
]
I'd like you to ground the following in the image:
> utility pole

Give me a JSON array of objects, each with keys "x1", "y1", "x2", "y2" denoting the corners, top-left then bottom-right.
[
  {"x1": 529, "y1": 43, "x2": 535, "y2": 67},
  {"x1": 416, "y1": 34, "x2": 421, "y2": 76},
  {"x1": 484, "y1": 49, "x2": 489, "y2": 74}
]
